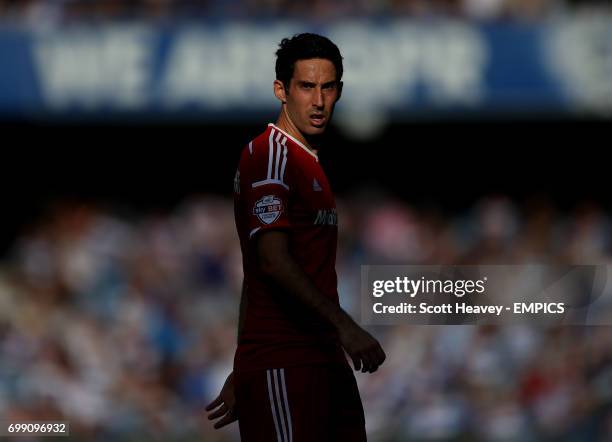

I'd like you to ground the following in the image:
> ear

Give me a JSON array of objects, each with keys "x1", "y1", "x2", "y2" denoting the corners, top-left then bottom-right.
[
  {"x1": 336, "y1": 81, "x2": 343, "y2": 102},
  {"x1": 274, "y1": 79, "x2": 287, "y2": 104}
]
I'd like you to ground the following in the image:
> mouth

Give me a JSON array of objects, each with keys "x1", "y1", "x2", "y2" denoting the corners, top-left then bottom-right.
[{"x1": 309, "y1": 114, "x2": 326, "y2": 126}]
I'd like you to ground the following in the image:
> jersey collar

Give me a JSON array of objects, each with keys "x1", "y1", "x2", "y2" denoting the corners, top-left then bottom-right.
[{"x1": 268, "y1": 123, "x2": 319, "y2": 161}]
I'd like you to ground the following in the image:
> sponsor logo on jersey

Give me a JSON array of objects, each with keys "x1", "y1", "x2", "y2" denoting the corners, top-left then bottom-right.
[
  {"x1": 313, "y1": 178, "x2": 322, "y2": 192},
  {"x1": 314, "y1": 208, "x2": 337, "y2": 226},
  {"x1": 253, "y1": 195, "x2": 283, "y2": 225}
]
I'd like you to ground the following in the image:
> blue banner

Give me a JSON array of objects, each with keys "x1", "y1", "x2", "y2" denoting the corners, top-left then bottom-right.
[{"x1": 0, "y1": 19, "x2": 611, "y2": 121}]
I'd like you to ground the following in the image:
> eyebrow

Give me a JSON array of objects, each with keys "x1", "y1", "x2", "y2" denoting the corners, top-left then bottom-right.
[{"x1": 297, "y1": 80, "x2": 337, "y2": 87}]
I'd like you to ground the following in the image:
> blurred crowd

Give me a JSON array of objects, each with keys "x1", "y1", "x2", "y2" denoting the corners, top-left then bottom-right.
[
  {"x1": 0, "y1": 192, "x2": 611, "y2": 441},
  {"x1": 0, "y1": 0, "x2": 611, "y2": 24}
]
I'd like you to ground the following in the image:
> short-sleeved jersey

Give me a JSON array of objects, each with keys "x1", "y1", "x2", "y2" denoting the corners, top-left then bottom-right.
[{"x1": 233, "y1": 123, "x2": 346, "y2": 372}]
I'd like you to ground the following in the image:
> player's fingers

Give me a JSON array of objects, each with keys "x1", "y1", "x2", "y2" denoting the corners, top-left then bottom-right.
[
  {"x1": 367, "y1": 355, "x2": 379, "y2": 373},
  {"x1": 373, "y1": 346, "x2": 385, "y2": 367},
  {"x1": 205, "y1": 395, "x2": 223, "y2": 411},
  {"x1": 361, "y1": 359, "x2": 369, "y2": 373},
  {"x1": 351, "y1": 354, "x2": 361, "y2": 371},
  {"x1": 213, "y1": 409, "x2": 238, "y2": 429},
  {"x1": 208, "y1": 404, "x2": 228, "y2": 420},
  {"x1": 361, "y1": 354, "x2": 373, "y2": 373},
  {"x1": 378, "y1": 347, "x2": 387, "y2": 365},
  {"x1": 367, "y1": 349, "x2": 384, "y2": 373}
]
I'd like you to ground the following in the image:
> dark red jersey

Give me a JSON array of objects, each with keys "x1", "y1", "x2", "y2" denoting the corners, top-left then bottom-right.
[{"x1": 233, "y1": 123, "x2": 346, "y2": 372}]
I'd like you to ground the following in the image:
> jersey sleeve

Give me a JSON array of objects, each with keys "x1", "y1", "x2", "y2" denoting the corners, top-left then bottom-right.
[{"x1": 240, "y1": 139, "x2": 292, "y2": 240}]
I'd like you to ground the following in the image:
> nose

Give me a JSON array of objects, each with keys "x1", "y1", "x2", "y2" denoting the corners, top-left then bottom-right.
[{"x1": 313, "y1": 87, "x2": 324, "y2": 108}]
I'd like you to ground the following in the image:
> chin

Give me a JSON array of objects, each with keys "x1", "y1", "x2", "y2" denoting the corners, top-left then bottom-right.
[{"x1": 303, "y1": 125, "x2": 327, "y2": 136}]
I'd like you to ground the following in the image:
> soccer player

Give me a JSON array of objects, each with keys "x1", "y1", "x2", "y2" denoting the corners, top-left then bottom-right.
[{"x1": 206, "y1": 33, "x2": 386, "y2": 441}]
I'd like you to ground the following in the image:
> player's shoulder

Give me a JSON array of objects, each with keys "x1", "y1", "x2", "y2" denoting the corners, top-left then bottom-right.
[
  {"x1": 240, "y1": 124, "x2": 272, "y2": 162},
  {"x1": 239, "y1": 123, "x2": 317, "y2": 172},
  {"x1": 240, "y1": 124, "x2": 293, "y2": 166},
  {"x1": 246, "y1": 124, "x2": 290, "y2": 155},
  {"x1": 239, "y1": 124, "x2": 296, "y2": 188}
]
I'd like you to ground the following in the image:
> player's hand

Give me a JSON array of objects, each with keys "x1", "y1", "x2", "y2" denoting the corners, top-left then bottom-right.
[
  {"x1": 337, "y1": 318, "x2": 386, "y2": 373},
  {"x1": 205, "y1": 372, "x2": 237, "y2": 429}
]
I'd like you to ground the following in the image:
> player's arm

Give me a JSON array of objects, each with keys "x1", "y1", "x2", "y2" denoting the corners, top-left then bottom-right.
[
  {"x1": 257, "y1": 230, "x2": 386, "y2": 373},
  {"x1": 237, "y1": 279, "x2": 247, "y2": 345},
  {"x1": 205, "y1": 371, "x2": 236, "y2": 429},
  {"x1": 206, "y1": 280, "x2": 245, "y2": 429}
]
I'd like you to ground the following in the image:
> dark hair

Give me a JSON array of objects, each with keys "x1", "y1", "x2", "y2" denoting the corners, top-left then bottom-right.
[{"x1": 275, "y1": 33, "x2": 343, "y2": 90}]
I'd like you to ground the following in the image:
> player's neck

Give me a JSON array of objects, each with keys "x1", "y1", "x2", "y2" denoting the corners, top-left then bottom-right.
[{"x1": 275, "y1": 109, "x2": 318, "y2": 155}]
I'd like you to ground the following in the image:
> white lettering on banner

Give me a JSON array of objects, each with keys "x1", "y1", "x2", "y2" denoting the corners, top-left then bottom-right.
[
  {"x1": 330, "y1": 22, "x2": 486, "y2": 109},
  {"x1": 33, "y1": 27, "x2": 152, "y2": 109},
  {"x1": 161, "y1": 22, "x2": 486, "y2": 110},
  {"x1": 162, "y1": 26, "x2": 291, "y2": 108},
  {"x1": 545, "y1": 17, "x2": 612, "y2": 112},
  {"x1": 29, "y1": 22, "x2": 487, "y2": 112}
]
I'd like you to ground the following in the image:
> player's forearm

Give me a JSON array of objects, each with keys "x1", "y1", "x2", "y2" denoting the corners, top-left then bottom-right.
[
  {"x1": 259, "y1": 250, "x2": 351, "y2": 329},
  {"x1": 237, "y1": 280, "x2": 247, "y2": 345}
]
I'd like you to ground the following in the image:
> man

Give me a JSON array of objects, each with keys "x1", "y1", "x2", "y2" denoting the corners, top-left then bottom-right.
[{"x1": 206, "y1": 33, "x2": 386, "y2": 441}]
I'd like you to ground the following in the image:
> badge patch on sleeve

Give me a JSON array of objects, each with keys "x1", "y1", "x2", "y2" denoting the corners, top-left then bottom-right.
[{"x1": 253, "y1": 195, "x2": 283, "y2": 225}]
